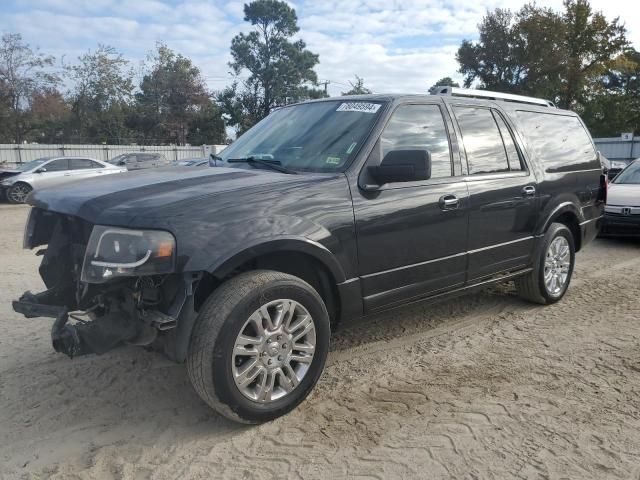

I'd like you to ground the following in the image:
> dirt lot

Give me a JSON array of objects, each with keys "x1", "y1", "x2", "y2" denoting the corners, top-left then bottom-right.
[{"x1": 1, "y1": 203, "x2": 640, "y2": 479}]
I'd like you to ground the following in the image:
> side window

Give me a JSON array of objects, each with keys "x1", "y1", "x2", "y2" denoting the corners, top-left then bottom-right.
[
  {"x1": 44, "y1": 159, "x2": 69, "y2": 171},
  {"x1": 515, "y1": 111, "x2": 597, "y2": 172},
  {"x1": 69, "y1": 158, "x2": 95, "y2": 169},
  {"x1": 89, "y1": 160, "x2": 104, "y2": 168},
  {"x1": 453, "y1": 106, "x2": 509, "y2": 175},
  {"x1": 493, "y1": 111, "x2": 523, "y2": 171},
  {"x1": 380, "y1": 104, "x2": 452, "y2": 179}
]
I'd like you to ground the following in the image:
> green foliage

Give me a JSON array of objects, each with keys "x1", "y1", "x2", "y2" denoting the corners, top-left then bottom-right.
[
  {"x1": 0, "y1": 33, "x2": 58, "y2": 143},
  {"x1": 342, "y1": 75, "x2": 372, "y2": 95},
  {"x1": 457, "y1": 0, "x2": 633, "y2": 133},
  {"x1": 66, "y1": 45, "x2": 134, "y2": 144},
  {"x1": 430, "y1": 77, "x2": 460, "y2": 90},
  {"x1": 135, "y1": 43, "x2": 214, "y2": 145},
  {"x1": 581, "y1": 49, "x2": 640, "y2": 136},
  {"x1": 223, "y1": 0, "x2": 323, "y2": 133}
]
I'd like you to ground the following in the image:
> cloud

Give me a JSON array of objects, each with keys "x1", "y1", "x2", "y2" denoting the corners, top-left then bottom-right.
[{"x1": 0, "y1": 0, "x2": 637, "y2": 97}]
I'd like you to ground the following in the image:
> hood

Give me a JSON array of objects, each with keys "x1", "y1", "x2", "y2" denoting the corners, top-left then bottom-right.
[
  {"x1": 28, "y1": 166, "x2": 330, "y2": 226},
  {"x1": 0, "y1": 168, "x2": 21, "y2": 181},
  {"x1": 607, "y1": 184, "x2": 640, "y2": 207}
]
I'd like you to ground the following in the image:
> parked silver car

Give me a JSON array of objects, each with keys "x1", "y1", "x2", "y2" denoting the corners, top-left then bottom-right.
[
  {"x1": 0, "y1": 156, "x2": 126, "y2": 204},
  {"x1": 602, "y1": 159, "x2": 640, "y2": 236},
  {"x1": 108, "y1": 152, "x2": 171, "y2": 170}
]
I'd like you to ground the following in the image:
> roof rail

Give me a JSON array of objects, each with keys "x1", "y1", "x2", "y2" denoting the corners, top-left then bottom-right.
[{"x1": 430, "y1": 86, "x2": 555, "y2": 108}]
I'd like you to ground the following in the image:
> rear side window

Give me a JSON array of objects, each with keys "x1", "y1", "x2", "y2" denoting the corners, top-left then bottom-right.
[
  {"x1": 515, "y1": 111, "x2": 597, "y2": 172},
  {"x1": 70, "y1": 158, "x2": 101, "y2": 169},
  {"x1": 380, "y1": 104, "x2": 452, "y2": 179},
  {"x1": 453, "y1": 107, "x2": 510, "y2": 174}
]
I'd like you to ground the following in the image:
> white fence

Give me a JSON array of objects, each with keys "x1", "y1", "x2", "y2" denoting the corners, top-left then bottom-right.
[
  {"x1": 0, "y1": 144, "x2": 228, "y2": 167},
  {"x1": 594, "y1": 137, "x2": 639, "y2": 162}
]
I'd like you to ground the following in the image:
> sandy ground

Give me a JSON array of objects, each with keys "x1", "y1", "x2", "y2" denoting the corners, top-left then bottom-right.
[{"x1": 1, "y1": 203, "x2": 640, "y2": 479}]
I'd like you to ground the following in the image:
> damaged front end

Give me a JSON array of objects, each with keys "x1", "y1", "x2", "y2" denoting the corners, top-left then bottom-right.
[{"x1": 13, "y1": 208, "x2": 200, "y2": 360}]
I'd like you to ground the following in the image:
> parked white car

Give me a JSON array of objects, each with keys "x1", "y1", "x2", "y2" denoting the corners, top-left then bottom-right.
[
  {"x1": 602, "y1": 158, "x2": 640, "y2": 236},
  {"x1": 0, "y1": 156, "x2": 126, "y2": 204}
]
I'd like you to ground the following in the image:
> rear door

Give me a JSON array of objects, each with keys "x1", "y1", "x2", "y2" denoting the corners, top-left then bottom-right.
[
  {"x1": 449, "y1": 104, "x2": 539, "y2": 281},
  {"x1": 69, "y1": 158, "x2": 105, "y2": 180},
  {"x1": 353, "y1": 102, "x2": 469, "y2": 312}
]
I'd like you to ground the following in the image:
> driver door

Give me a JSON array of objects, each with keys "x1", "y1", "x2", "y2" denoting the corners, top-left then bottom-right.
[
  {"x1": 35, "y1": 158, "x2": 71, "y2": 188},
  {"x1": 352, "y1": 103, "x2": 469, "y2": 312}
]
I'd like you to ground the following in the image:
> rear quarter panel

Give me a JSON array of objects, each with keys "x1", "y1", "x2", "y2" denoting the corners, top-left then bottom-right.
[{"x1": 505, "y1": 106, "x2": 604, "y2": 243}]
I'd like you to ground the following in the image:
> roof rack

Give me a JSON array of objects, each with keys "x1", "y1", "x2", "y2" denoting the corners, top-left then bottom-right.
[{"x1": 430, "y1": 86, "x2": 555, "y2": 108}]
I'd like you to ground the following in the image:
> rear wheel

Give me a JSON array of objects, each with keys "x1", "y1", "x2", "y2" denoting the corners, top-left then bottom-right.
[
  {"x1": 7, "y1": 182, "x2": 32, "y2": 204},
  {"x1": 516, "y1": 222, "x2": 575, "y2": 304},
  {"x1": 187, "y1": 270, "x2": 330, "y2": 423}
]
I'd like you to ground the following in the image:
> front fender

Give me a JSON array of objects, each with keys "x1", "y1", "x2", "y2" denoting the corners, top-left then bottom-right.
[
  {"x1": 208, "y1": 236, "x2": 347, "y2": 283},
  {"x1": 175, "y1": 214, "x2": 350, "y2": 282}
]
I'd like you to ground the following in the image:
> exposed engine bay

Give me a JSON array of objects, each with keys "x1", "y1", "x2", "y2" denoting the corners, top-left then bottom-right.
[{"x1": 13, "y1": 208, "x2": 200, "y2": 361}]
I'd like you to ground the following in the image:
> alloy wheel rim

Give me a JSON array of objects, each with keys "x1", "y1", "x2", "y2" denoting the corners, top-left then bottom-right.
[
  {"x1": 232, "y1": 299, "x2": 316, "y2": 403},
  {"x1": 544, "y1": 236, "x2": 571, "y2": 296},
  {"x1": 9, "y1": 184, "x2": 30, "y2": 203}
]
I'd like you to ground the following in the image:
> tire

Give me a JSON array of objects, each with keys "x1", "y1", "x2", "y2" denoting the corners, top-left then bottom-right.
[
  {"x1": 516, "y1": 222, "x2": 576, "y2": 305},
  {"x1": 187, "y1": 270, "x2": 330, "y2": 424},
  {"x1": 6, "y1": 182, "x2": 32, "y2": 204}
]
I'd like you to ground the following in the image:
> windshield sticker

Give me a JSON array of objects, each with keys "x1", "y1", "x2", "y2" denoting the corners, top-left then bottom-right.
[
  {"x1": 326, "y1": 156, "x2": 341, "y2": 165},
  {"x1": 336, "y1": 102, "x2": 381, "y2": 114},
  {"x1": 346, "y1": 142, "x2": 357, "y2": 154}
]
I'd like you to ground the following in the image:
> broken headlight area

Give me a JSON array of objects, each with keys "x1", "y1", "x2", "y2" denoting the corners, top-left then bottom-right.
[
  {"x1": 81, "y1": 226, "x2": 175, "y2": 283},
  {"x1": 14, "y1": 208, "x2": 192, "y2": 359}
]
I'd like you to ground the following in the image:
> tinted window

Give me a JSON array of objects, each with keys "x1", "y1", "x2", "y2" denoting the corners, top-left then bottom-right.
[
  {"x1": 454, "y1": 107, "x2": 509, "y2": 174},
  {"x1": 70, "y1": 158, "x2": 101, "y2": 169},
  {"x1": 44, "y1": 159, "x2": 69, "y2": 171},
  {"x1": 515, "y1": 111, "x2": 597, "y2": 172},
  {"x1": 493, "y1": 112, "x2": 523, "y2": 171},
  {"x1": 380, "y1": 104, "x2": 452, "y2": 179}
]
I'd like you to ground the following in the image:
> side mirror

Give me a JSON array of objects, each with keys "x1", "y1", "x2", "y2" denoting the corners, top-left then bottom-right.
[
  {"x1": 368, "y1": 150, "x2": 431, "y2": 186},
  {"x1": 35, "y1": 167, "x2": 47, "y2": 173}
]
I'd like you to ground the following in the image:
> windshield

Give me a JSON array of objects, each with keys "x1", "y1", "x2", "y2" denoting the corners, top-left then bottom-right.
[
  {"x1": 16, "y1": 158, "x2": 49, "y2": 172},
  {"x1": 613, "y1": 161, "x2": 640, "y2": 184},
  {"x1": 219, "y1": 100, "x2": 386, "y2": 172}
]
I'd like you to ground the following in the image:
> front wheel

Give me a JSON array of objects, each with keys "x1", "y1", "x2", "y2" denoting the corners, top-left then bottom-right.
[
  {"x1": 516, "y1": 222, "x2": 576, "y2": 304},
  {"x1": 7, "y1": 182, "x2": 32, "y2": 204},
  {"x1": 187, "y1": 270, "x2": 330, "y2": 423}
]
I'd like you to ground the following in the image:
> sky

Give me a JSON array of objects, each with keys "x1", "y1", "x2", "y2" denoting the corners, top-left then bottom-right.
[{"x1": 0, "y1": 0, "x2": 638, "y2": 97}]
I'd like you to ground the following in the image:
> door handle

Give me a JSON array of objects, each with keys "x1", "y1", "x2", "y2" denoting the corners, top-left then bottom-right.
[
  {"x1": 522, "y1": 186, "x2": 536, "y2": 197},
  {"x1": 439, "y1": 194, "x2": 459, "y2": 210}
]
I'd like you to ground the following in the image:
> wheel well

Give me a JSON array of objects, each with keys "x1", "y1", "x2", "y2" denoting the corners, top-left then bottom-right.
[
  {"x1": 553, "y1": 212, "x2": 581, "y2": 251},
  {"x1": 194, "y1": 251, "x2": 341, "y2": 326}
]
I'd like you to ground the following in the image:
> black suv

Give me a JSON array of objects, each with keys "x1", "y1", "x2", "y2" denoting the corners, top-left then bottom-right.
[{"x1": 13, "y1": 90, "x2": 605, "y2": 423}]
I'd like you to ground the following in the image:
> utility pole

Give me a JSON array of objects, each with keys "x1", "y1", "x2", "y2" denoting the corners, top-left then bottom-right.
[{"x1": 319, "y1": 80, "x2": 330, "y2": 95}]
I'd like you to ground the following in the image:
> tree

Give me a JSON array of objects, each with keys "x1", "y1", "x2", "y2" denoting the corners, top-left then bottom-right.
[
  {"x1": 342, "y1": 75, "x2": 372, "y2": 95},
  {"x1": 136, "y1": 43, "x2": 223, "y2": 145},
  {"x1": 225, "y1": 0, "x2": 323, "y2": 131},
  {"x1": 66, "y1": 45, "x2": 134, "y2": 143},
  {"x1": 581, "y1": 48, "x2": 640, "y2": 136},
  {"x1": 456, "y1": 0, "x2": 627, "y2": 108},
  {"x1": 0, "y1": 33, "x2": 58, "y2": 143},
  {"x1": 28, "y1": 88, "x2": 72, "y2": 143},
  {"x1": 186, "y1": 101, "x2": 227, "y2": 145},
  {"x1": 430, "y1": 77, "x2": 460, "y2": 91},
  {"x1": 561, "y1": 0, "x2": 627, "y2": 107}
]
